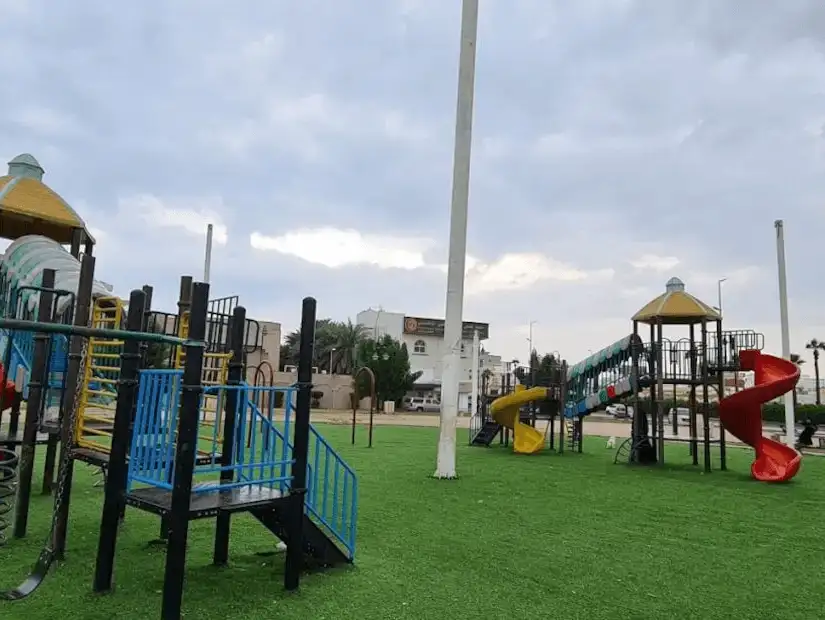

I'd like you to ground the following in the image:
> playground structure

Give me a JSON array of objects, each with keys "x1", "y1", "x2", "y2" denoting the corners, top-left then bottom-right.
[
  {"x1": 470, "y1": 277, "x2": 801, "y2": 482},
  {"x1": 0, "y1": 259, "x2": 357, "y2": 619},
  {"x1": 0, "y1": 155, "x2": 357, "y2": 618},
  {"x1": 0, "y1": 154, "x2": 110, "y2": 511},
  {"x1": 72, "y1": 275, "x2": 261, "y2": 468},
  {"x1": 470, "y1": 360, "x2": 574, "y2": 454}
]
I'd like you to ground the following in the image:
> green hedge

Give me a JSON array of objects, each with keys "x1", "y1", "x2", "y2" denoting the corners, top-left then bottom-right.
[
  {"x1": 623, "y1": 398, "x2": 825, "y2": 425},
  {"x1": 763, "y1": 403, "x2": 825, "y2": 424}
]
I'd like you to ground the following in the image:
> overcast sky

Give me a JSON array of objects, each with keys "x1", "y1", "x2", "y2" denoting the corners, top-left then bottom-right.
[{"x1": 1, "y1": 0, "x2": 823, "y2": 368}]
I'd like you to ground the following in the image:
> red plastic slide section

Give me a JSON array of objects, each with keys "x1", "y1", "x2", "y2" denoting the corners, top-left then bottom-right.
[
  {"x1": 718, "y1": 349, "x2": 802, "y2": 482},
  {"x1": 0, "y1": 362, "x2": 16, "y2": 412}
]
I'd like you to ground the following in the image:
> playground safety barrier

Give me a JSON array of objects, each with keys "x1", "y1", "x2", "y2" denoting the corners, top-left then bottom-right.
[{"x1": 127, "y1": 369, "x2": 358, "y2": 559}]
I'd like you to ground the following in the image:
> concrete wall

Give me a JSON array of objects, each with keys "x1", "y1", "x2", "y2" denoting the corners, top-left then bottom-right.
[
  {"x1": 246, "y1": 320, "x2": 281, "y2": 371},
  {"x1": 245, "y1": 368, "x2": 357, "y2": 410}
]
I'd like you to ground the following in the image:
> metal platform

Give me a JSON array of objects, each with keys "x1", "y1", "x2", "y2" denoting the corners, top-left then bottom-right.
[
  {"x1": 646, "y1": 434, "x2": 722, "y2": 444},
  {"x1": 72, "y1": 447, "x2": 218, "y2": 468},
  {"x1": 38, "y1": 419, "x2": 113, "y2": 436},
  {"x1": 126, "y1": 484, "x2": 285, "y2": 519}
]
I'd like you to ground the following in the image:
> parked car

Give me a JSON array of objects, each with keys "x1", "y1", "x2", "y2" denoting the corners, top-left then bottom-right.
[
  {"x1": 606, "y1": 404, "x2": 634, "y2": 419},
  {"x1": 407, "y1": 397, "x2": 440, "y2": 412}
]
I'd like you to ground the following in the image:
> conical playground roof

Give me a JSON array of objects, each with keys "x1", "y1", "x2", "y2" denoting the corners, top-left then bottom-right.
[
  {"x1": 0, "y1": 154, "x2": 94, "y2": 245},
  {"x1": 632, "y1": 277, "x2": 720, "y2": 325}
]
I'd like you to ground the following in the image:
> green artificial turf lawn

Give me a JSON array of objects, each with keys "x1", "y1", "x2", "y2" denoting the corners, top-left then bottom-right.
[{"x1": 2, "y1": 424, "x2": 823, "y2": 619}]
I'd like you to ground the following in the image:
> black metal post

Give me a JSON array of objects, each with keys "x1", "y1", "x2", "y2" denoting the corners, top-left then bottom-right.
[
  {"x1": 631, "y1": 323, "x2": 641, "y2": 460},
  {"x1": 158, "y1": 277, "x2": 192, "y2": 542},
  {"x1": 8, "y1": 385, "x2": 22, "y2": 437},
  {"x1": 213, "y1": 306, "x2": 246, "y2": 566},
  {"x1": 689, "y1": 323, "x2": 699, "y2": 466},
  {"x1": 13, "y1": 269, "x2": 55, "y2": 539},
  {"x1": 139, "y1": 285, "x2": 154, "y2": 366},
  {"x1": 69, "y1": 228, "x2": 82, "y2": 258},
  {"x1": 54, "y1": 254, "x2": 96, "y2": 559},
  {"x1": 284, "y1": 297, "x2": 316, "y2": 592},
  {"x1": 648, "y1": 323, "x2": 657, "y2": 463},
  {"x1": 656, "y1": 321, "x2": 665, "y2": 464},
  {"x1": 577, "y1": 417, "x2": 583, "y2": 453},
  {"x1": 92, "y1": 288, "x2": 145, "y2": 592},
  {"x1": 701, "y1": 320, "x2": 711, "y2": 473},
  {"x1": 159, "y1": 282, "x2": 208, "y2": 620},
  {"x1": 716, "y1": 318, "x2": 726, "y2": 471},
  {"x1": 368, "y1": 403, "x2": 375, "y2": 448}
]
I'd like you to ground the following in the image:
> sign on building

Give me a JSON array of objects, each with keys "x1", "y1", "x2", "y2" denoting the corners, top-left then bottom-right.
[{"x1": 403, "y1": 316, "x2": 489, "y2": 340}]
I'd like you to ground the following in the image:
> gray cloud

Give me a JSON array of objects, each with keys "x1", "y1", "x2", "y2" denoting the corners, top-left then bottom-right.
[{"x1": 1, "y1": 0, "x2": 823, "y2": 365}]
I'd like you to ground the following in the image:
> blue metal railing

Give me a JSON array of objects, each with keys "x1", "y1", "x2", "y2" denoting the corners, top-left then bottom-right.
[
  {"x1": 125, "y1": 370, "x2": 358, "y2": 559},
  {"x1": 305, "y1": 423, "x2": 358, "y2": 558},
  {"x1": 201, "y1": 384, "x2": 294, "y2": 493},
  {"x1": 241, "y1": 395, "x2": 294, "y2": 490},
  {"x1": 128, "y1": 369, "x2": 182, "y2": 490},
  {"x1": 127, "y1": 371, "x2": 296, "y2": 494}
]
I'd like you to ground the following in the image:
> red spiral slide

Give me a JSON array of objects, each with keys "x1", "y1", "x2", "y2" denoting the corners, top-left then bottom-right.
[{"x1": 718, "y1": 349, "x2": 802, "y2": 483}]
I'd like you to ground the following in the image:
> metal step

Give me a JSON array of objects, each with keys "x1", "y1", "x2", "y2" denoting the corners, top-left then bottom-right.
[
  {"x1": 250, "y1": 505, "x2": 351, "y2": 567},
  {"x1": 471, "y1": 421, "x2": 501, "y2": 446}
]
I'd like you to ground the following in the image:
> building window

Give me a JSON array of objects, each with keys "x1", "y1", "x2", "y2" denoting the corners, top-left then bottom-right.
[
  {"x1": 460, "y1": 342, "x2": 466, "y2": 354},
  {"x1": 414, "y1": 339, "x2": 426, "y2": 354}
]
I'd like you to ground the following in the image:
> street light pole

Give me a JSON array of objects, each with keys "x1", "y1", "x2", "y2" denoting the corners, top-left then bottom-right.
[
  {"x1": 717, "y1": 278, "x2": 727, "y2": 315},
  {"x1": 435, "y1": 0, "x2": 479, "y2": 480},
  {"x1": 528, "y1": 320, "x2": 537, "y2": 358},
  {"x1": 528, "y1": 320, "x2": 537, "y2": 385},
  {"x1": 203, "y1": 223, "x2": 214, "y2": 284}
]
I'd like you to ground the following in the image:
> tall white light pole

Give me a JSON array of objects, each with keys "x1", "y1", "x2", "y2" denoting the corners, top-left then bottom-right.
[
  {"x1": 717, "y1": 278, "x2": 726, "y2": 315},
  {"x1": 435, "y1": 0, "x2": 479, "y2": 479},
  {"x1": 203, "y1": 223, "x2": 214, "y2": 284},
  {"x1": 775, "y1": 220, "x2": 795, "y2": 447}
]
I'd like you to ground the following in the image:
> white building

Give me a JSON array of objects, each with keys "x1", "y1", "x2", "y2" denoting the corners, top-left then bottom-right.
[{"x1": 356, "y1": 308, "x2": 492, "y2": 412}]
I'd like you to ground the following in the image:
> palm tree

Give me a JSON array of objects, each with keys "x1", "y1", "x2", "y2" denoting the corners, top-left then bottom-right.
[
  {"x1": 805, "y1": 339, "x2": 825, "y2": 405},
  {"x1": 281, "y1": 319, "x2": 368, "y2": 374},
  {"x1": 790, "y1": 353, "x2": 805, "y2": 410},
  {"x1": 331, "y1": 320, "x2": 368, "y2": 374}
]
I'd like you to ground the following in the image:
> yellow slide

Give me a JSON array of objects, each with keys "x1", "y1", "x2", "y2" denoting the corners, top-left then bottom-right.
[{"x1": 489, "y1": 385, "x2": 548, "y2": 454}]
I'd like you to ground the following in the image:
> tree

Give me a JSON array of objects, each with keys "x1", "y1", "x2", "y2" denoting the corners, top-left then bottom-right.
[
  {"x1": 790, "y1": 353, "x2": 805, "y2": 410},
  {"x1": 280, "y1": 318, "x2": 368, "y2": 373},
  {"x1": 805, "y1": 339, "x2": 824, "y2": 406},
  {"x1": 355, "y1": 335, "x2": 422, "y2": 405},
  {"x1": 514, "y1": 351, "x2": 559, "y2": 386},
  {"x1": 329, "y1": 320, "x2": 368, "y2": 374}
]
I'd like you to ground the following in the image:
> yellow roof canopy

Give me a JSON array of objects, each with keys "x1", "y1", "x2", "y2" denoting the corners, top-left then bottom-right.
[
  {"x1": 632, "y1": 277, "x2": 721, "y2": 325},
  {"x1": 0, "y1": 154, "x2": 94, "y2": 245}
]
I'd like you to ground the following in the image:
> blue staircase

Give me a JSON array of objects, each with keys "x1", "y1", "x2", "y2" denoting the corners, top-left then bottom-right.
[{"x1": 125, "y1": 370, "x2": 357, "y2": 564}]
